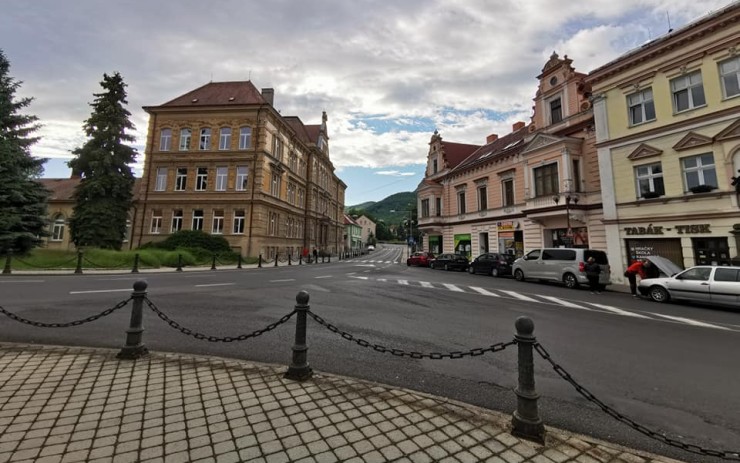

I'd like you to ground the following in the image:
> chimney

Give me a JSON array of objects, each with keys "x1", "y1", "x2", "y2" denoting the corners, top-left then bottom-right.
[
  {"x1": 261, "y1": 88, "x2": 274, "y2": 106},
  {"x1": 486, "y1": 134, "x2": 498, "y2": 144},
  {"x1": 512, "y1": 121, "x2": 526, "y2": 132}
]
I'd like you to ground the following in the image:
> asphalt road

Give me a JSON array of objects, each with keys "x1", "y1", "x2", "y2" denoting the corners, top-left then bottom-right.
[{"x1": 1, "y1": 244, "x2": 738, "y2": 462}]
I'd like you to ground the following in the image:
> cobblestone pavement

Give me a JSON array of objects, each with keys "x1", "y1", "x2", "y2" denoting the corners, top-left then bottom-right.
[{"x1": 0, "y1": 344, "x2": 685, "y2": 463}]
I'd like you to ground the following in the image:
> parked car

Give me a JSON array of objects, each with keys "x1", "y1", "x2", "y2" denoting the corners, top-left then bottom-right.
[
  {"x1": 407, "y1": 252, "x2": 435, "y2": 267},
  {"x1": 367, "y1": 245, "x2": 375, "y2": 252},
  {"x1": 430, "y1": 253, "x2": 469, "y2": 271},
  {"x1": 512, "y1": 248, "x2": 611, "y2": 289},
  {"x1": 638, "y1": 265, "x2": 740, "y2": 307},
  {"x1": 467, "y1": 252, "x2": 516, "y2": 277}
]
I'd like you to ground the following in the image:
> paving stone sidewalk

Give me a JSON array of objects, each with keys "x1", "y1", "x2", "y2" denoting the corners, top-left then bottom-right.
[{"x1": 0, "y1": 344, "x2": 685, "y2": 463}]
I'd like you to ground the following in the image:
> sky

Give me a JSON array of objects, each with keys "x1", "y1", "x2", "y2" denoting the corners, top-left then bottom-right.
[{"x1": 1, "y1": 0, "x2": 733, "y2": 206}]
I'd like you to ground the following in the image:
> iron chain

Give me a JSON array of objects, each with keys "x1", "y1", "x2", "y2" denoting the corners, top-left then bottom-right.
[
  {"x1": 0, "y1": 298, "x2": 132, "y2": 328},
  {"x1": 144, "y1": 297, "x2": 295, "y2": 342},
  {"x1": 534, "y1": 343, "x2": 740, "y2": 460},
  {"x1": 308, "y1": 310, "x2": 515, "y2": 359},
  {"x1": 83, "y1": 257, "x2": 131, "y2": 269},
  {"x1": 12, "y1": 256, "x2": 79, "y2": 270}
]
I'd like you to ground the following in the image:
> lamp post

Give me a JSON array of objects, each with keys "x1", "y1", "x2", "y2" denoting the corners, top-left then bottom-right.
[{"x1": 552, "y1": 194, "x2": 578, "y2": 246}]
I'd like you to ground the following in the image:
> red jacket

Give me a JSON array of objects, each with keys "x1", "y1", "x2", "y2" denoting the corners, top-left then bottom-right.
[{"x1": 626, "y1": 261, "x2": 646, "y2": 278}]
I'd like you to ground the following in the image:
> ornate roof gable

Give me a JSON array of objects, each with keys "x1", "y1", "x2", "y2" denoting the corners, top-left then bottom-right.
[
  {"x1": 520, "y1": 133, "x2": 562, "y2": 154},
  {"x1": 672, "y1": 131, "x2": 713, "y2": 151},
  {"x1": 715, "y1": 118, "x2": 740, "y2": 141},
  {"x1": 627, "y1": 143, "x2": 663, "y2": 160}
]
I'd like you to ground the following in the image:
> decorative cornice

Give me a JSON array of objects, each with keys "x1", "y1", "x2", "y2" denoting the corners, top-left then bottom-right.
[
  {"x1": 627, "y1": 143, "x2": 663, "y2": 160},
  {"x1": 714, "y1": 118, "x2": 740, "y2": 141},
  {"x1": 672, "y1": 131, "x2": 713, "y2": 151}
]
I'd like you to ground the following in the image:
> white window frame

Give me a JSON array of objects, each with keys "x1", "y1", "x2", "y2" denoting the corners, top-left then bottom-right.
[
  {"x1": 192, "y1": 210, "x2": 204, "y2": 231},
  {"x1": 51, "y1": 216, "x2": 65, "y2": 241},
  {"x1": 155, "y1": 167, "x2": 167, "y2": 191},
  {"x1": 159, "y1": 128, "x2": 171, "y2": 151},
  {"x1": 682, "y1": 153, "x2": 717, "y2": 191},
  {"x1": 175, "y1": 167, "x2": 187, "y2": 191},
  {"x1": 195, "y1": 167, "x2": 208, "y2": 191},
  {"x1": 235, "y1": 166, "x2": 248, "y2": 191},
  {"x1": 212, "y1": 210, "x2": 224, "y2": 234},
  {"x1": 171, "y1": 210, "x2": 183, "y2": 233},
  {"x1": 635, "y1": 163, "x2": 664, "y2": 198},
  {"x1": 627, "y1": 88, "x2": 656, "y2": 126},
  {"x1": 215, "y1": 167, "x2": 228, "y2": 191},
  {"x1": 547, "y1": 95, "x2": 563, "y2": 124},
  {"x1": 239, "y1": 127, "x2": 252, "y2": 150},
  {"x1": 233, "y1": 210, "x2": 245, "y2": 234},
  {"x1": 719, "y1": 56, "x2": 740, "y2": 99},
  {"x1": 271, "y1": 172, "x2": 281, "y2": 197},
  {"x1": 671, "y1": 71, "x2": 706, "y2": 113},
  {"x1": 219, "y1": 127, "x2": 231, "y2": 150},
  {"x1": 179, "y1": 128, "x2": 191, "y2": 151},
  {"x1": 150, "y1": 211, "x2": 162, "y2": 234},
  {"x1": 502, "y1": 178, "x2": 515, "y2": 207},
  {"x1": 199, "y1": 128, "x2": 211, "y2": 150},
  {"x1": 533, "y1": 163, "x2": 559, "y2": 197}
]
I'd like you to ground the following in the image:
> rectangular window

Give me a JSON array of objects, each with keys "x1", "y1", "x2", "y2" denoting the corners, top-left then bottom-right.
[
  {"x1": 432, "y1": 158, "x2": 438, "y2": 174},
  {"x1": 635, "y1": 163, "x2": 665, "y2": 198},
  {"x1": 627, "y1": 88, "x2": 656, "y2": 125},
  {"x1": 159, "y1": 128, "x2": 171, "y2": 151},
  {"x1": 287, "y1": 183, "x2": 296, "y2": 205},
  {"x1": 233, "y1": 210, "x2": 245, "y2": 234},
  {"x1": 719, "y1": 56, "x2": 740, "y2": 99},
  {"x1": 572, "y1": 160, "x2": 581, "y2": 193},
  {"x1": 192, "y1": 210, "x2": 204, "y2": 231},
  {"x1": 51, "y1": 218, "x2": 65, "y2": 241},
  {"x1": 196, "y1": 167, "x2": 208, "y2": 191},
  {"x1": 215, "y1": 167, "x2": 228, "y2": 191},
  {"x1": 199, "y1": 128, "x2": 211, "y2": 150},
  {"x1": 421, "y1": 199, "x2": 430, "y2": 218},
  {"x1": 435, "y1": 197, "x2": 442, "y2": 216},
  {"x1": 549, "y1": 97, "x2": 562, "y2": 124},
  {"x1": 175, "y1": 167, "x2": 187, "y2": 191},
  {"x1": 457, "y1": 191, "x2": 466, "y2": 214},
  {"x1": 502, "y1": 179, "x2": 515, "y2": 206},
  {"x1": 179, "y1": 128, "x2": 191, "y2": 151},
  {"x1": 534, "y1": 163, "x2": 559, "y2": 196},
  {"x1": 155, "y1": 167, "x2": 167, "y2": 191},
  {"x1": 239, "y1": 127, "x2": 252, "y2": 149},
  {"x1": 298, "y1": 189, "x2": 304, "y2": 207},
  {"x1": 271, "y1": 172, "x2": 281, "y2": 197},
  {"x1": 235, "y1": 166, "x2": 248, "y2": 191},
  {"x1": 219, "y1": 127, "x2": 231, "y2": 150},
  {"x1": 682, "y1": 153, "x2": 717, "y2": 190},
  {"x1": 671, "y1": 71, "x2": 706, "y2": 112},
  {"x1": 150, "y1": 210, "x2": 162, "y2": 234},
  {"x1": 212, "y1": 210, "x2": 224, "y2": 234},
  {"x1": 171, "y1": 210, "x2": 183, "y2": 233},
  {"x1": 477, "y1": 185, "x2": 487, "y2": 211}
]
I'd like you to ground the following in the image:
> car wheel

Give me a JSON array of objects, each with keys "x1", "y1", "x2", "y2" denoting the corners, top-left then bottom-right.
[
  {"x1": 563, "y1": 273, "x2": 579, "y2": 289},
  {"x1": 467, "y1": 266, "x2": 475, "y2": 274},
  {"x1": 430, "y1": 262, "x2": 436, "y2": 270},
  {"x1": 649, "y1": 286, "x2": 670, "y2": 303},
  {"x1": 491, "y1": 267, "x2": 499, "y2": 277},
  {"x1": 514, "y1": 269, "x2": 524, "y2": 281},
  {"x1": 407, "y1": 261, "x2": 411, "y2": 266}
]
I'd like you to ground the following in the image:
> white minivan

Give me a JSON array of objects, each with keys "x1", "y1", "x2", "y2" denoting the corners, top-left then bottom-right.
[{"x1": 512, "y1": 248, "x2": 611, "y2": 289}]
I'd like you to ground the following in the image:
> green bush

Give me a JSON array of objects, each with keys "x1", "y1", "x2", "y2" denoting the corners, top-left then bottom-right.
[{"x1": 142, "y1": 230, "x2": 233, "y2": 253}]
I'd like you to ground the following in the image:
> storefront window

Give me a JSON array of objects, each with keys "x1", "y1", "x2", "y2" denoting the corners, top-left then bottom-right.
[{"x1": 551, "y1": 227, "x2": 589, "y2": 248}]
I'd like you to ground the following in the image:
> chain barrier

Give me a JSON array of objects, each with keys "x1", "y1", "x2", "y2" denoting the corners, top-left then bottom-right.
[
  {"x1": 308, "y1": 310, "x2": 515, "y2": 359},
  {"x1": 144, "y1": 297, "x2": 296, "y2": 342},
  {"x1": 534, "y1": 343, "x2": 740, "y2": 460},
  {"x1": 0, "y1": 299, "x2": 132, "y2": 328},
  {"x1": 82, "y1": 257, "x2": 131, "y2": 269},
  {"x1": 12, "y1": 256, "x2": 79, "y2": 270}
]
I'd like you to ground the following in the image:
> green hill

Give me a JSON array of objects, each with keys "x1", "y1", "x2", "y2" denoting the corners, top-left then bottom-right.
[{"x1": 346, "y1": 191, "x2": 416, "y2": 225}]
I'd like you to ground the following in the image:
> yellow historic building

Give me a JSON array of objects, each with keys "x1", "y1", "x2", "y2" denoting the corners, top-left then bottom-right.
[
  {"x1": 587, "y1": 3, "x2": 740, "y2": 277},
  {"x1": 418, "y1": 53, "x2": 605, "y2": 258}
]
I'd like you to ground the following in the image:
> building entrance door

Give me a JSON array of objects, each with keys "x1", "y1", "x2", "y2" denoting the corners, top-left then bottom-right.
[{"x1": 692, "y1": 237, "x2": 731, "y2": 266}]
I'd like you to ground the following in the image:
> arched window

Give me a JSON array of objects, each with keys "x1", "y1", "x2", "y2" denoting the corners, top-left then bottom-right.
[{"x1": 51, "y1": 215, "x2": 65, "y2": 241}]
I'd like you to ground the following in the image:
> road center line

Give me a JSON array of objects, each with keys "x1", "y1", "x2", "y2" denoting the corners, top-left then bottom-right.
[
  {"x1": 194, "y1": 283, "x2": 235, "y2": 287},
  {"x1": 398, "y1": 280, "x2": 409, "y2": 285},
  {"x1": 648, "y1": 312, "x2": 731, "y2": 330},
  {"x1": 498, "y1": 290, "x2": 537, "y2": 302},
  {"x1": 69, "y1": 288, "x2": 132, "y2": 294},
  {"x1": 588, "y1": 303, "x2": 651, "y2": 319},
  {"x1": 538, "y1": 295, "x2": 591, "y2": 310},
  {"x1": 314, "y1": 275, "x2": 332, "y2": 279},
  {"x1": 470, "y1": 286, "x2": 501, "y2": 297},
  {"x1": 269, "y1": 279, "x2": 296, "y2": 283}
]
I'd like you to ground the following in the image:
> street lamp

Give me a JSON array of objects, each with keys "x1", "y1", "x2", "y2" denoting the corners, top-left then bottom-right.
[
  {"x1": 390, "y1": 209, "x2": 414, "y2": 257},
  {"x1": 552, "y1": 194, "x2": 579, "y2": 245}
]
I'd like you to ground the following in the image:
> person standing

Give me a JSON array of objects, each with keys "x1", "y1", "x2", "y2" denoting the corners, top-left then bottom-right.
[
  {"x1": 624, "y1": 259, "x2": 647, "y2": 297},
  {"x1": 584, "y1": 257, "x2": 602, "y2": 294}
]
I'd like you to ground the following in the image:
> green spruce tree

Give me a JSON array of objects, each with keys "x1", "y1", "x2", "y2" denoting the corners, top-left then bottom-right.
[
  {"x1": 68, "y1": 72, "x2": 137, "y2": 250},
  {"x1": 0, "y1": 49, "x2": 49, "y2": 255}
]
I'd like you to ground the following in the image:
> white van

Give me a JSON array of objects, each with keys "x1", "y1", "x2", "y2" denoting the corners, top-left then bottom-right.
[{"x1": 512, "y1": 248, "x2": 611, "y2": 289}]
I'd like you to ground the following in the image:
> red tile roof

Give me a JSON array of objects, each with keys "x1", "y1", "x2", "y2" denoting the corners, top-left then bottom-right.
[
  {"x1": 304, "y1": 125, "x2": 321, "y2": 144},
  {"x1": 40, "y1": 178, "x2": 142, "y2": 201},
  {"x1": 284, "y1": 116, "x2": 313, "y2": 144},
  {"x1": 154, "y1": 81, "x2": 267, "y2": 108},
  {"x1": 442, "y1": 141, "x2": 481, "y2": 169},
  {"x1": 452, "y1": 127, "x2": 528, "y2": 173}
]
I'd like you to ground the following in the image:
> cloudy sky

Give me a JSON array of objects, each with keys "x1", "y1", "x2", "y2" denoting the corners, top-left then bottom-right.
[{"x1": 1, "y1": 0, "x2": 731, "y2": 206}]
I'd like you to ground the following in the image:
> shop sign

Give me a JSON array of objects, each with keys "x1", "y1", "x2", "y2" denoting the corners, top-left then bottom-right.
[
  {"x1": 625, "y1": 223, "x2": 710, "y2": 236},
  {"x1": 497, "y1": 221, "x2": 516, "y2": 231}
]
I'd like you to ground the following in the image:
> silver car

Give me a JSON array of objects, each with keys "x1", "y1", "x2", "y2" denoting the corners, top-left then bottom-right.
[
  {"x1": 512, "y1": 248, "x2": 611, "y2": 289},
  {"x1": 638, "y1": 265, "x2": 740, "y2": 307}
]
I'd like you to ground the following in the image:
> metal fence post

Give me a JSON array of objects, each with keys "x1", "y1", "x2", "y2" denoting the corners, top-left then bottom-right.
[
  {"x1": 258, "y1": 254, "x2": 262, "y2": 268},
  {"x1": 211, "y1": 254, "x2": 217, "y2": 270},
  {"x1": 511, "y1": 316, "x2": 545, "y2": 444},
  {"x1": 328, "y1": 254, "x2": 331, "y2": 263},
  {"x1": 299, "y1": 255, "x2": 302, "y2": 265},
  {"x1": 285, "y1": 290, "x2": 313, "y2": 381},
  {"x1": 74, "y1": 251, "x2": 83, "y2": 274},
  {"x1": 237, "y1": 255, "x2": 243, "y2": 269},
  {"x1": 176, "y1": 254, "x2": 183, "y2": 272},
  {"x1": 131, "y1": 253, "x2": 140, "y2": 273},
  {"x1": 2, "y1": 252, "x2": 11, "y2": 275},
  {"x1": 274, "y1": 255, "x2": 278, "y2": 267},
  {"x1": 288, "y1": 254, "x2": 292, "y2": 266},
  {"x1": 117, "y1": 281, "x2": 149, "y2": 359}
]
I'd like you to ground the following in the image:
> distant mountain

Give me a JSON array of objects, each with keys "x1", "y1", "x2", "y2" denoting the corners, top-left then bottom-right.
[{"x1": 346, "y1": 192, "x2": 416, "y2": 224}]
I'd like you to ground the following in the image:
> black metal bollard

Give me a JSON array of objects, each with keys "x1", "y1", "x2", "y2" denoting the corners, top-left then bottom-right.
[
  {"x1": 3, "y1": 252, "x2": 11, "y2": 275},
  {"x1": 511, "y1": 316, "x2": 545, "y2": 444},
  {"x1": 117, "y1": 281, "x2": 149, "y2": 359},
  {"x1": 274, "y1": 256, "x2": 278, "y2": 267},
  {"x1": 237, "y1": 255, "x2": 243, "y2": 269},
  {"x1": 211, "y1": 254, "x2": 217, "y2": 271},
  {"x1": 328, "y1": 254, "x2": 331, "y2": 263},
  {"x1": 299, "y1": 255, "x2": 302, "y2": 265},
  {"x1": 258, "y1": 254, "x2": 262, "y2": 268},
  {"x1": 131, "y1": 253, "x2": 140, "y2": 273},
  {"x1": 285, "y1": 290, "x2": 313, "y2": 381},
  {"x1": 176, "y1": 254, "x2": 183, "y2": 272},
  {"x1": 74, "y1": 251, "x2": 83, "y2": 274},
  {"x1": 288, "y1": 255, "x2": 292, "y2": 266}
]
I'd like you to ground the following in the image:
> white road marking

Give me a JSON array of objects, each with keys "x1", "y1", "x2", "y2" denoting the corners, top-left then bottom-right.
[
  {"x1": 355, "y1": 264, "x2": 376, "y2": 267},
  {"x1": 442, "y1": 284, "x2": 465, "y2": 292},
  {"x1": 269, "y1": 279, "x2": 296, "y2": 283},
  {"x1": 350, "y1": 276, "x2": 369, "y2": 280},
  {"x1": 195, "y1": 283, "x2": 235, "y2": 287},
  {"x1": 314, "y1": 275, "x2": 332, "y2": 279},
  {"x1": 538, "y1": 296, "x2": 591, "y2": 310},
  {"x1": 589, "y1": 303, "x2": 652, "y2": 319},
  {"x1": 69, "y1": 288, "x2": 132, "y2": 294},
  {"x1": 499, "y1": 290, "x2": 538, "y2": 302},
  {"x1": 377, "y1": 278, "x2": 386, "y2": 282},
  {"x1": 398, "y1": 280, "x2": 409, "y2": 285},
  {"x1": 0, "y1": 280, "x2": 44, "y2": 283},
  {"x1": 420, "y1": 281, "x2": 435, "y2": 288},
  {"x1": 648, "y1": 313, "x2": 731, "y2": 330},
  {"x1": 470, "y1": 286, "x2": 501, "y2": 297}
]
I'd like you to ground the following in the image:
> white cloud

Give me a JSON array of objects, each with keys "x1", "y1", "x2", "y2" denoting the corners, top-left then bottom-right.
[{"x1": 375, "y1": 171, "x2": 417, "y2": 177}]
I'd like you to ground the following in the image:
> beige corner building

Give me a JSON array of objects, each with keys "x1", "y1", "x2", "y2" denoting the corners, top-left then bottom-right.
[
  {"x1": 135, "y1": 81, "x2": 346, "y2": 258},
  {"x1": 417, "y1": 53, "x2": 605, "y2": 258},
  {"x1": 587, "y1": 3, "x2": 740, "y2": 279}
]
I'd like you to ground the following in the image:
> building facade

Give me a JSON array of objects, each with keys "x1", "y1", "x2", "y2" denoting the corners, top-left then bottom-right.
[
  {"x1": 135, "y1": 81, "x2": 346, "y2": 258},
  {"x1": 354, "y1": 215, "x2": 376, "y2": 247},
  {"x1": 417, "y1": 53, "x2": 605, "y2": 259},
  {"x1": 587, "y1": 3, "x2": 740, "y2": 278},
  {"x1": 343, "y1": 214, "x2": 362, "y2": 251}
]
